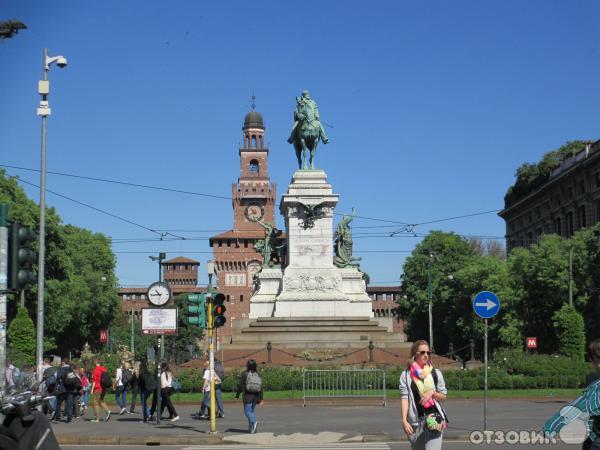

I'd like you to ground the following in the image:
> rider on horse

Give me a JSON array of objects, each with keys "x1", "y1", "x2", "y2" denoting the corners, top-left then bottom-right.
[{"x1": 287, "y1": 91, "x2": 329, "y2": 170}]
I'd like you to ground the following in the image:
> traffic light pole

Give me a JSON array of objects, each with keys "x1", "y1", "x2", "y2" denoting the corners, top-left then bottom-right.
[
  {"x1": 0, "y1": 203, "x2": 8, "y2": 391},
  {"x1": 207, "y1": 274, "x2": 217, "y2": 434}
]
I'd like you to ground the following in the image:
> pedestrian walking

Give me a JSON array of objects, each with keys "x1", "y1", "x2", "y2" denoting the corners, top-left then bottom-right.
[
  {"x1": 149, "y1": 362, "x2": 179, "y2": 422},
  {"x1": 90, "y1": 358, "x2": 111, "y2": 422},
  {"x1": 235, "y1": 359, "x2": 264, "y2": 434},
  {"x1": 78, "y1": 366, "x2": 90, "y2": 415},
  {"x1": 54, "y1": 359, "x2": 78, "y2": 423},
  {"x1": 139, "y1": 361, "x2": 156, "y2": 423},
  {"x1": 114, "y1": 362, "x2": 130, "y2": 415},
  {"x1": 5, "y1": 359, "x2": 20, "y2": 390},
  {"x1": 400, "y1": 340, "x2": 448, "y2": 450},
  {"x1": 129, "y1": 361, "x2": 140, "y2": 413},
  {"x1": 543, "y1": 338, "x2": 600, "y2": 449}
]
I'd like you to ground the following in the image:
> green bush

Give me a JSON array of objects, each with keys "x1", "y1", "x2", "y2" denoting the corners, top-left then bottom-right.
[
  {"x1": 553, "y1": 305, "x2": 586, "y2": 362},
  {"x1": 8, "y1": 307, "x2": 36, "y2": 368}
]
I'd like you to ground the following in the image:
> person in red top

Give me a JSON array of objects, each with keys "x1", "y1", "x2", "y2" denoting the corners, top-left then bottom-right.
[{"x1": 90, "y1": 359, "x2": 111, "y2": 422}]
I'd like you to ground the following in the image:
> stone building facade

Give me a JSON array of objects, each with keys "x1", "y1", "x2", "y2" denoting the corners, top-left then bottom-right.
[
  {"x1": 499, "y1": 141, "x2": 600, "y2": 252},
  {"x1": 118, "y1": 256, "x2": 205, "y2": 318},
  {"x1": 208, "y1": 109, "x2": 280, "y2": 338}
]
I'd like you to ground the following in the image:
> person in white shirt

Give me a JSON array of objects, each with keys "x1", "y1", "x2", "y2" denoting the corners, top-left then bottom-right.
[{"x1": 194, "y1": 359, "x2": 224, "y2": 419}]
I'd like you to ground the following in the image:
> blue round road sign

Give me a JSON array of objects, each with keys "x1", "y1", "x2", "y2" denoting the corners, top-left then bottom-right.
[{"x1": 472, "y1": 291, "x2": 500, "y2": 319}]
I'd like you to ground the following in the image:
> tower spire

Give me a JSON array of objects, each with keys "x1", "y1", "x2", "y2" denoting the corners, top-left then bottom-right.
[{"x1": 250, "y1": 92, "x2": 256, "y2": 111}]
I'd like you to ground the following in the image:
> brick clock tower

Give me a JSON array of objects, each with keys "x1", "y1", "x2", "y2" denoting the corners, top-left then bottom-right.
[{"x1": 210, "y1": 107, "x2": 277, "y2": 339}]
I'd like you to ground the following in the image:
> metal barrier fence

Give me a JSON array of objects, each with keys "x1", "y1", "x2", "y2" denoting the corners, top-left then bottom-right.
[{"x1": 302, "y1": 369, "x2": 386, "y2": 407}]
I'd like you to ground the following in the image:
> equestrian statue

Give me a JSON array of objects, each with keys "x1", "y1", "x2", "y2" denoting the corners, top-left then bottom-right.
[{"x1": 287, "y1": 90, "x2": 330, "y2": 170}]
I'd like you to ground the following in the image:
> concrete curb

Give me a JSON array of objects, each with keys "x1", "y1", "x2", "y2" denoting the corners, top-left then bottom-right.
[
  {"x1": 56, "y1": 434, "x2": 223, "y2": 445},
  {"x1": 57, "y1": 431, "x2": 475, "y2": 445}
]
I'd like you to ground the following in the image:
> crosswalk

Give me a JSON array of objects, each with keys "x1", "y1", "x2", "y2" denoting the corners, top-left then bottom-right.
[{"x1": 183, "y1": 444, "x2": 391, "y2": 450}]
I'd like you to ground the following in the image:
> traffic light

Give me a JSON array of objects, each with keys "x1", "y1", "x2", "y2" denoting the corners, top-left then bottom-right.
[
  {"x1": 8, "y1": 221, "x2": 37, "y2": 290},
  {"x1": 177, "y1": 293, "x2": 206, "y2": 328},
  {"x1": 212, "y1": 292, "x2": 226, "y2": 328}
]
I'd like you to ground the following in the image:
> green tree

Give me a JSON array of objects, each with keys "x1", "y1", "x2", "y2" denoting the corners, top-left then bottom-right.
[
  {"x1": 552, "y1": 304, "x2": 585, "y2": 361},
  {"x1": 0, "y1": 169, "x2": 119, "y2": 355},
  {"x1": 7, "y1": 306, "x2": 36, "y2": 367},
  {"x1": 508, "y1": 234, "x2": 586, "y2": 353},
  {"x1": 399, "y1": 231, "x2": 476, "y2": 353}
]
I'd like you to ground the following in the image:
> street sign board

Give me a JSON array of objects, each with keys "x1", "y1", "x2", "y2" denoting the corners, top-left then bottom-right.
[
  {"x1": 472, "y1": 291, "x2": 500, "y2": 319},
  {"x1": 99, "y1": 328, "x2": 108, "y2": 343},
  {"x1": 142, "y1": 308, "x2": 177, "y2": 335},
  {"x1": 526, "y1": 337, "x2": 537, "y2": 349}
]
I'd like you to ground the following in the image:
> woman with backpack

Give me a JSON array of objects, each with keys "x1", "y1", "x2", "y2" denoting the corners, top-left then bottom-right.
[
  {"x1": 235, "y1": 359, "x2": 263, "y2": 434},
  {"x1": 400, "y1": 340, "x2": 448, "y2": 450},
  {"x1": 114, "y1": 362, "x2": 130, "y2": 415}
]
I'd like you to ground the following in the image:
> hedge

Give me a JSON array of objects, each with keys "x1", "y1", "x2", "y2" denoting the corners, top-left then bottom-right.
[{"x1": 170, "y1": 362, "x2": 589, "y2": 393}]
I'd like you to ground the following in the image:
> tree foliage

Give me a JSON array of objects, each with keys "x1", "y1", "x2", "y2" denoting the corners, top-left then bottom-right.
[
  {"x1": 7, "y1": 307, "x2": 36, "y2": 367},
  {"x1": 0, "y1": 169, "x2": 119, "y2": 355},
  {"x1": 504, "y1": 141, "x2": 589, "y2": 207},
  {"x1": 553, "y1": 304, "x2": 585, "y2": 361},
  {"x1": 400, "y1": 227, "x2": 600, "y2": 359}
]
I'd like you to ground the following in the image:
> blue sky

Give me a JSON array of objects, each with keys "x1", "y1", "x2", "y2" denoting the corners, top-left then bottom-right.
[{"x1": 1, "y1": 1, "x2": 599, "y2": 287}]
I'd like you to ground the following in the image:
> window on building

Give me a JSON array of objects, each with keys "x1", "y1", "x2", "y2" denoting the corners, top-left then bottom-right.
[
  {"x1": 568, "y1": 187, "x2": 573, "y2": 199},
  {"x1": 226, "y1": 295, "x2": 230, "y2": 302},
  {"x1": 596, "y1": 173, "x2": 600, "y2": 188},
  {"x1": 218, "y1": 240, "x2": 222, "y2": 247},
  {"x1": 579, "y1": 205, "x2": 587, "y2": 228},
  {"x1": 141, "y1": 294, "x2": 146, "y2": 300},
  {"x1": 579, "y1": 180, "x2": 586, "y2": 194},
  {"x1": 240, "y1": 295, "x2": 244, "y2": 302},
  {"x1": 131, "y1": 294, "x2": 136, "y2": 300},
  {"x1": 249, "y1": 159, "x2": 259, "y2": 173},
  {"x1": 123, "y1": 294, "x2": 129, "y2": 300},
  {"x1": 567, "y1": 211, "x2": 574, "y2": 237}
]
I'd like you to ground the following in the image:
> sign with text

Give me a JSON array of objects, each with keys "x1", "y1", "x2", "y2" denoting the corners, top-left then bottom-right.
[
  {"x1": 99, "y1": 328, "x2": 108, "y2": 343},
  {"x1": 142, "y1": 308, "x2": 177, "y2": 335},
  {"x1": 526, "y1": 337, "x2": 537, "y2": 349}
]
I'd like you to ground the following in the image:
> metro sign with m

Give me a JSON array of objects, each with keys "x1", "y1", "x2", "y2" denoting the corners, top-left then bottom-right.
[
  {"x1": 99, "y1": 328, "x2": 109, "y2": 344},
  {"x1": 526, "y1": 337, "x2": 537, "y2": 349}
]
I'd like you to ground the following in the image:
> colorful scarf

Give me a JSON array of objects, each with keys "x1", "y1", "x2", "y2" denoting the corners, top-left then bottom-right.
[{"x1": 410, "y1": 361, "x2": 436, "y2": 409}]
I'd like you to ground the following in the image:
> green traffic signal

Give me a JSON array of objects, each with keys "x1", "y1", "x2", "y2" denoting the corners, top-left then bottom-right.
[
  {"x1": 9, "y1": 222, "x2": 37, "y2": 290},
  {"x1": 178, "y1": 293, "x2": 206, "y2": 328},
  {"x1": 212, "y1": 292, "x2": 227, "y2": 328}
]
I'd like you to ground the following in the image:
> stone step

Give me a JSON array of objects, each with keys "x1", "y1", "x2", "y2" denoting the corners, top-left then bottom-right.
[{"x1": 242, "y1": 326, "x2": 388, "y2": 333}]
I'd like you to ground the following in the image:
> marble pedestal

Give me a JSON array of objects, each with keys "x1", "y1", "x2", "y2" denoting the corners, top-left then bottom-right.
[{"x1": 249, "y1": 170, "x2": 372, "y2": 319}]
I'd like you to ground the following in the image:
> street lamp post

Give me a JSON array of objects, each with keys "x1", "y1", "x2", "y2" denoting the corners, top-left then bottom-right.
[
  {"x1": 36, "y1": 48, "x2": 67, "y2": 380},
  {"x1": 427, "y1": 253, "x2": 434, "y2": 353}
]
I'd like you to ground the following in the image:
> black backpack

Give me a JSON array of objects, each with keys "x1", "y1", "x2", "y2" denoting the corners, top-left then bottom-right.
[
  {"x1": 143, "y1": 371, "x2": 157, "y2": 391},
  {"x1": 121, "y1": 368, "x2": 131, "y2": 386},
  {"x1": 63, "y1": 369, "x2": 81, "y2": 390},
  {"x1": 100, "y1": 371, "x2": 112, "y2": 389}
]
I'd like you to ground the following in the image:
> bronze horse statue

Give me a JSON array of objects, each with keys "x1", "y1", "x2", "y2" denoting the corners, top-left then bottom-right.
[{"x1": 287, "y1": 93, "x2": 329, "y2": 170}]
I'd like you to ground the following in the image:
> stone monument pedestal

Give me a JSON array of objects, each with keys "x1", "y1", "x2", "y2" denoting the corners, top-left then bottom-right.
[{"x1": 249, "y1": 170, "x2": 372, "y2": 319}]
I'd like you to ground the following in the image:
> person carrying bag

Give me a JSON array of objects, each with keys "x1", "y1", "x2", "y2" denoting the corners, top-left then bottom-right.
[{"x1": 400, "y1": 340, "x2": 448, "y2": 450}]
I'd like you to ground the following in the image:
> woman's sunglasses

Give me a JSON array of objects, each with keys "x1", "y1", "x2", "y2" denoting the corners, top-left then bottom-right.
[{"x1": 417, "y1": 351, "x2": 432, "y2": 356}]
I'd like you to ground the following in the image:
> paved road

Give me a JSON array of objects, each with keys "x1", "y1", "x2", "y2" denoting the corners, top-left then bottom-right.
[
  {"x1": 62, "y1": 443, "x2": 578, "y2": 450},
  {"x1": 54, "y1": 398, "x2": 581, "y2": 447}
]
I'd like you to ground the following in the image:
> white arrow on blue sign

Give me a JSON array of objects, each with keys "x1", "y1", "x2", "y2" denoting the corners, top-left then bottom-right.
[{"x1": 472, "y1": 291, "x2": 500, "y2": 319}]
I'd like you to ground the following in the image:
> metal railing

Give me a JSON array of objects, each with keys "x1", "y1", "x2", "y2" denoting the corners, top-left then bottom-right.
[{"x1": 302, "y1": 369, "x2": 386, "y2": 407}]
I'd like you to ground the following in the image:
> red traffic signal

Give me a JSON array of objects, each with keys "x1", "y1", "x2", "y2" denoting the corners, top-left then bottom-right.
[{"x1": 212, "y1": 292, "x2": 226, "y2": 328}]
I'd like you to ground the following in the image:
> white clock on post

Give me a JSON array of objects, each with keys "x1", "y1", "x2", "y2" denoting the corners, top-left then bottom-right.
[{"x1": 147, "y1": 281, "x2": 172, "y2": 307}]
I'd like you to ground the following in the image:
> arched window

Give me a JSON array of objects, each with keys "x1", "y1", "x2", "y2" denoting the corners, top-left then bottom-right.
[
  {"x1": 251, "y1": 135, "x2": 257, "y2": 148},
  {"x1": 249, "y1": 159, "x2": 259, "y2": 173}
]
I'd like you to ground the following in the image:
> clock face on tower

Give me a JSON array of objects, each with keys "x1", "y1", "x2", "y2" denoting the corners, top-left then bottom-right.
[{"x1": 245, "y1": 204, "x2": 264, "y2": 221}]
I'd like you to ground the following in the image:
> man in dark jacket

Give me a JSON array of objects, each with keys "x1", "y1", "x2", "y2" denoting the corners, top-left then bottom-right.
[{"x1": 54, "y1": 359, "x2": 79, "y2": 423}]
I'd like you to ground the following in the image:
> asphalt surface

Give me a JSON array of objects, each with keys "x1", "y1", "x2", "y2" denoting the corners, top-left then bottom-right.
[{"x1": 52, "y1": 397, "x2": 582, "y2": 447}]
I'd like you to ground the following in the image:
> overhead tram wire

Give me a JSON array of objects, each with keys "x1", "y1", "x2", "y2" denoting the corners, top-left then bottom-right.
[
  {"x1": 3, "y1": 164, "x2": 502, "y2": 231},
  {"x1": 17, "y1": 178, "x2": 187, "y2": 241},
  {"x1": 1, "y1": 164, "x2": 230, "y2": 200}
]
